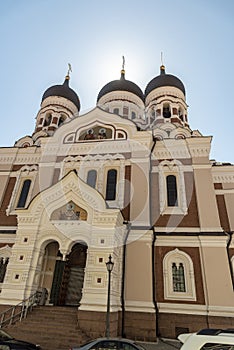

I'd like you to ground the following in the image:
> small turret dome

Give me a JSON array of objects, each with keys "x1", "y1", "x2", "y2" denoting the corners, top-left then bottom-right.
[
  {"x1": 41, "y1": 75, "x2": 81, "y2": 111},
  {"x1": 145, "y1": 65, "x2": 186, "y2": 97},
  {"x1": 97, "y1": 69, "x2": 144, "y2": 102}
]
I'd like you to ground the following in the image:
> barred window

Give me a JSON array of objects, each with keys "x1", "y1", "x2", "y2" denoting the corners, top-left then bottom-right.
[
  {"x1": 163, "y1": 249, "x2": 196, "y2": 301},
  {"x1": 172, "y1": 262, "x2": 186, "y2": 292},
  {"x1": 17, "y1": 179, "x2": 31, "y2": 208}
]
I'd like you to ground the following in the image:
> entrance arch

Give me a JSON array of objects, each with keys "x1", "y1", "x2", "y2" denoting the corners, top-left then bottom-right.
[{"x1": 50, "y1": 242, "x2": 87, "y2": 306}]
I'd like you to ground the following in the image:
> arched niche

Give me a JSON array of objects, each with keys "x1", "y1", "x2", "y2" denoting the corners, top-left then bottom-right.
[
  {"x1": 79, "y1": 125, "x2": 113, "y2": 140},
  {"x1": 50, "y1": 201, "x2": 88, "y2": 221}
]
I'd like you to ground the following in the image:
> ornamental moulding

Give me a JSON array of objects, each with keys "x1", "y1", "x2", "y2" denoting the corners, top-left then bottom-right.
[
  {"x1": 92, "y1": 216, "x2": 118, "y2": 225},
  {"x1": 188, "y1": 147, "x2": 210, "y2": 157},
  {"x1": 17, "y1": 216, "x2": 38, "y2": 224},
  {"x1": 213, "y1": 174, "x2": 234, "y2": 183},
  {"x1": 61, "y1": 142, "x2": 131, "y2": 154},
  {"x1": 0, "y1": 156, "x2": 21, "y2": 163},
  {"x1": 154, "y1": 149, "x2": 191, "y2": 159},
  {"x1": 99, "y1": 91, "x2": 144, "y2": 106},
  {"x1": 15, "y1": 155, "x2": 41, "y2": 164}
]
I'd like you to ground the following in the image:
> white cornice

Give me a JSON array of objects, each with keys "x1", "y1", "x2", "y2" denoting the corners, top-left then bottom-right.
[
  {"x1": 192, "y1": 164, "x2": 212, "y2": 169},
  {"x1": 155, "y1": 234, "x2": 227, "y2": 247},
  {"x1": 158, "y1": 303, "x2": 234, "y2": 317},
  {"x1": 0, "y1": 236, "x2": 15, "y2": 244},
  {"x1": 212, "y1": 171, "x2": 234, "y2": 183},
  {"x1": 215, "y1": 189, "x2": 234, "y2": 194},
  {"x1": 152, "y1": 165, "x2": 193, "y2": 172},
  {"x1": 124, "y1": 300, "x2": 155, "y2": 313}
]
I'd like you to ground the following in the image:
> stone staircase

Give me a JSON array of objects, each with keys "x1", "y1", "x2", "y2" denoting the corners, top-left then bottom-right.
[{"x1": 5, "y1": 306, "x2": 91, "y2": 350}]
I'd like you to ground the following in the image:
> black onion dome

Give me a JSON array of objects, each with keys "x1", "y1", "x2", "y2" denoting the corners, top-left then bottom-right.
[
  {"x1": 145, "y1": 65, "x2": 186, "y2": 97},
  {"x1": 97, "y1": 70, "x2": 144, "y2": 102},
  {"x1": 41, "y1": 76, "x2": 80, "y2": 111}
]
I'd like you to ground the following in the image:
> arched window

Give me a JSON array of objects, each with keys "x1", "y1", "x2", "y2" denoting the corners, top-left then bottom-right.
[
  {"x1": 163, "y1": 249, "x2": 196, "y2": 301},
  {"x1": 131, "y1": 111, "x2": 136, "y2": 119},
  {"x1": 123, "y1": 107, "x2": 129, "y2": 116},
  {"x1": 113, "y1": 108, "x2": 119, "y2": 115},
  {"x1": 105, "y1": 169, "x2": 117, "y2": 200},
  {"x1": 159, "y1": 160, "x2": 188, "y2": 215},
  {"x1": 17, "y1": 179, "x2": 31, "y2": 208},
  {"x1": 58, "y1": 115, "x2": 66, "y2": 126},
  {"x1": 172, "y1": 262, "x2": 186, "y2": 292},
  {"x1": 163, "y1": 103, "x2": 171, "y2": 118},
  {"x1": 166, "y1": 175, "x2": 178, "y2": 206},
  {"x1": 178, "y1": 107, "x2": 184, "y2": 122},
  {"x1": 44, "y1": 114, "x2": 52, "y2": 126},
  {"x1": 87, "y1": 170, "x2": 97, "y2": 189}
]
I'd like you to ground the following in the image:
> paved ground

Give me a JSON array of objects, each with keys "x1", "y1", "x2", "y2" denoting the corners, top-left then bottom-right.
[{"x1": 138, "y1": 338, "x2": 181, "y2": 350}]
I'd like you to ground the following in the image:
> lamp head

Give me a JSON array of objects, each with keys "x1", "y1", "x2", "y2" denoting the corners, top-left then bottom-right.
[{"x1": 106, "y1": 254, "x2": 114, "y2": 272}]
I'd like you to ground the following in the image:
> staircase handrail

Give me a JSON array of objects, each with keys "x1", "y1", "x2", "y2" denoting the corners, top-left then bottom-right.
[{"x1": 0, "y1": 289, "x2": 44, "y2": 328}]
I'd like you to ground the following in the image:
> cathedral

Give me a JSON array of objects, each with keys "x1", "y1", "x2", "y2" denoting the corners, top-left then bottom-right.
[{"x1": 0, "y1": 59, "x2": 233, "y2": 340}]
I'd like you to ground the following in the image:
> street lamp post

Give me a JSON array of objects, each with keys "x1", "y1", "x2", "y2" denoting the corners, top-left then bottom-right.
[{"x1": 105, "y1": 254, "x2": 114, "y2": 338}]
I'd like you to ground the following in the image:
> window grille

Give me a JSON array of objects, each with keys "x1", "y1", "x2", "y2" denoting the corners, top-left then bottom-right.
[{"x1": 172, "y1": 262, "x2": 186, "y2": 292}]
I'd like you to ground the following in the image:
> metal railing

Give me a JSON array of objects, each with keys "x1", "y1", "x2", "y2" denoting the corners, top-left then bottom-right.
[{"x1": 0, "y1": 289, "x2": 47, "y2": 328}]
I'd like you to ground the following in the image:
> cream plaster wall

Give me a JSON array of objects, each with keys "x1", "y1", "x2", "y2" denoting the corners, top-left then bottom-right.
[
  {"x1": 125, "y1": 240, "x2": 152, "y2": 303},
  {"x1": 38, "y1": 166, "x2": 56, "y2": 191},
  {"x1": 194, "y1": 168, "x2": 221, "y2": 230},
  {"x1": 0, "y1": 175, "x2": 9, "y2": 205},
  {"x1": 31, "y1": 175, "x2": 40, "y2": 199},
  {"x1": 200, "y1": 245, "x2": 234, "y2": 306},
  {"x1": 224, "y1": 193, "x2": 234, "y2": 231},
  {"x1": 130, "y1": 163, "x2": 150, "y2": 225}
]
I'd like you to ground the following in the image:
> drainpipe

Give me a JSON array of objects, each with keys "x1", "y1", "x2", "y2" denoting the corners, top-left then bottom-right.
[
  {"x1": 225, "y1": 231, "x2": 234, "y2": 290},
  {"x1": 149, "y1": 136, "x2": 158, "y2": 338},
  {"x1": 121, "y1": 221, "x2": 131, "y2": 338},
  {"x1": 151, "y1": 226, "x2": 159, "y2": 337}
]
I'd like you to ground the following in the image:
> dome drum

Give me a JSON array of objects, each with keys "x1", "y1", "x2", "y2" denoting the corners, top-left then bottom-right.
[
  {"x1": 98, "y1": 90, "x2": 145, "y2": 121},
  {"x1": 146, "y1": 98, "x2": 188, "y2": 127},
  {"x1": 145, "y1": 85, "x2": 186, "y2": 108},
  {"x1": 41, "y1": 95, "x2": 79, "y2": 115}
]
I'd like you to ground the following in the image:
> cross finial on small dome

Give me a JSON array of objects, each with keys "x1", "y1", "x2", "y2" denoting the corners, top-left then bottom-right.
[
  {"x1": 160, "y1": 52, "x2": 165, "y2": 75},
  {"x1": 65, "y1": 63, "x2": 72, "y2": 81},
  {"x1": 121, "y1": 56, "x2": 125, "y2": 79},
  {"x1": 122, "y1": 56, "x2": 125, "y2": 70}
]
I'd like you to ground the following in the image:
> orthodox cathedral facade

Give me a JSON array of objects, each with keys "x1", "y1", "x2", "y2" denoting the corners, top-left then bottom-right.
[{"x1": 0, "y1": 61, "x2": 233, "y2": 340}]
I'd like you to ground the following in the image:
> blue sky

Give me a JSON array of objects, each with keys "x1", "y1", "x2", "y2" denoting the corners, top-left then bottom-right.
[{"x1": 0, "y1": 0, "x2": 234, "y2": 162}]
